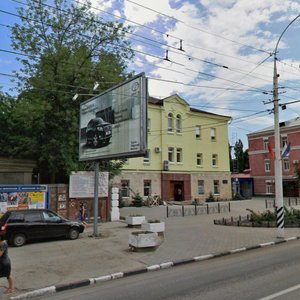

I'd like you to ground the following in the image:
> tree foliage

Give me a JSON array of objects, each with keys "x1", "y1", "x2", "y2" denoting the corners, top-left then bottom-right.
[
  {"x1": 232, "y1": 139, "x2": 249, "y2": 173},
  {"x1": 6, "y1": 0, "x2": 134, "y2": 183}
]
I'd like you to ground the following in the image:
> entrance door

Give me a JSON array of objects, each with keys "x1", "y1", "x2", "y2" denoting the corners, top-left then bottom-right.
[{"x1": 172, "y1": 181, "x2": 184, "y2": 201}]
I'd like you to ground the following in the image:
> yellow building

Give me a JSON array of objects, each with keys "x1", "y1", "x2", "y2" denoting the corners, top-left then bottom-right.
[{"x1": 111, "y1": 94, "x2": 232, "y2": 202}]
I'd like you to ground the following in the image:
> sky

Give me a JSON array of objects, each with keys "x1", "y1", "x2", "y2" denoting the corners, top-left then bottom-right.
[{"x1": 1, "y1": 0, "x2": 300, "y2": 149}]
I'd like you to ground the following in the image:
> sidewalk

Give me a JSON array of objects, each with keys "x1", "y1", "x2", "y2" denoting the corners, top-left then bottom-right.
[{"x1": 4, "y1": 198, "x2": 300, "y2": 299}]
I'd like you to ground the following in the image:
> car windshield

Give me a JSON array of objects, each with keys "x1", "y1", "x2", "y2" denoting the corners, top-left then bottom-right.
[{"x1": 87, "y1": 118, "x2": 104, "y2": 128}]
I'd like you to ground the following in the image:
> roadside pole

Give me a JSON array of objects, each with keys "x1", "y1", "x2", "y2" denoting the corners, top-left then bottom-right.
[{"x1": 93, "y1": 161, "x2": 99, "y2": 237}]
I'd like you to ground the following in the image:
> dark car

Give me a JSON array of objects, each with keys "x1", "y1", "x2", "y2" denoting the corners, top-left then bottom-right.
[
  {"x1": 0, "y1": 209, "x2": 85, "y2": 247},
  {"x1": 86, "y1": 117, "x2": 112, "y2": 147}
]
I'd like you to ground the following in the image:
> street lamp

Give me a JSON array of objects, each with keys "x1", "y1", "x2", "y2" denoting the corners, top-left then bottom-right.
[{"x1": 273, "y1": 14, "x2": 300, "y2": 238}]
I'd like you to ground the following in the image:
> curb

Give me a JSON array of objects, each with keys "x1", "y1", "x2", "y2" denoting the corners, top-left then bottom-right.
[{"x1": 10, "y1": 236, "x2": 300, "y2": 300}]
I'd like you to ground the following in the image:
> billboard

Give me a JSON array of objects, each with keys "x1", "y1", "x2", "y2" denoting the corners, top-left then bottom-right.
[
  {"x1": 0, "y1": 185, "x2": 49, "y2": 213},
  {"x1": 79, "y1": 73, "x2": 148, "y2": 161},
  {"x1": 69, "y1": 171, "x2": 109, "y2": 198}
]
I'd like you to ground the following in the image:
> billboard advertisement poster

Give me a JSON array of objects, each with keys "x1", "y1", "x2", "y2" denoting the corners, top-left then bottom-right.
[
  {"x1": 0, "y1": 185, "x2": 48, "y2": 213},
  {"x1": 69, "y1": 171, "x2": 109, "y2": 198},
  {"x1": 79, "y1": 73, "x2": 147, "y2": 161}
]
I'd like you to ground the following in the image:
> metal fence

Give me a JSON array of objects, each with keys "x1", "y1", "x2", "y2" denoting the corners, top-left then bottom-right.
[
  {"x1": 265, "y1": 198, "x2": 300, "y2": 209},
  {"x1": 166, "y1": 202, "x2": 231, "y2": 218}
]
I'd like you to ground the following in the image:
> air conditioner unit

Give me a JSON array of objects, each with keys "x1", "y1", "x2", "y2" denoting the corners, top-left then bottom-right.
[
  {"x1": 293, "y1": 160, "x2": 299, "y2": 164},
  {"x1": 163, "y1": 160, "x2": 169, "y2": 171},
  {"x1": 154, "y1": 147, "x2": 161, "y2": 153}
]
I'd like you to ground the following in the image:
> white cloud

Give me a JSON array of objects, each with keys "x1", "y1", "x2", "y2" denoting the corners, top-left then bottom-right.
[{"x1": 85, "y1": 0, "x2": 300, "y2": 143}]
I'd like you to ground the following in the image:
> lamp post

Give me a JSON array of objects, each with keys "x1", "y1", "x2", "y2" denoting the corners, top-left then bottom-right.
[{"x1": 273, "y1": 15, "x2": 300, "y2": 238}]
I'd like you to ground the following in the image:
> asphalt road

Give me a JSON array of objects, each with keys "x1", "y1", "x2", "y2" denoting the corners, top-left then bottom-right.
[{"x1": 34, "y1": 239, "x2": 300, "y2": 300}]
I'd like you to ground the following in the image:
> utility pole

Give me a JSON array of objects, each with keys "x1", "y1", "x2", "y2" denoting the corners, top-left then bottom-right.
[{"x1": 273, "y1": 15, "x2": 300, "y2": 238}]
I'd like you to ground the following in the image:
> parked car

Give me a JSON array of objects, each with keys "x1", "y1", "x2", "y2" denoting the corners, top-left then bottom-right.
[
  {"x1": 85, "y1": 117, "x2": 112, "y2": 147},
  {"x1": 0, "y1": 209, "x2": 85, "y2": 247}
]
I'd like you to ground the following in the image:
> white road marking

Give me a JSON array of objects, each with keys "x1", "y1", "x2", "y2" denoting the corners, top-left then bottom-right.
[{"x1": 259, "y1": 283, "x2": 300, "y2": 300}]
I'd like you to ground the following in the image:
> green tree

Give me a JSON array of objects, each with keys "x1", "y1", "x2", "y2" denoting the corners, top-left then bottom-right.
[
  {"x1": 8, "y1": 0, "x2": 134, "y2": 183},
  {"x1": 0, "y1": 92, "x2": 17, "y2": 157},
  {"x1": 233, "y1": 139, "x2": 248, "y2": 173}
]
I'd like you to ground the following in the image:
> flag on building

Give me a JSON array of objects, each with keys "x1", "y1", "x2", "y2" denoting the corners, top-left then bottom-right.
[
  {"x1": 268, "y1": 143, "x2": 275, "y2": 158},
  {"x1": 281, "y1": 142, "x2": 291, "y2": 157}
]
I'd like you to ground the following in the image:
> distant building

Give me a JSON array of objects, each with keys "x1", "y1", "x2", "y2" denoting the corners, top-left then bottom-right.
[
  {"x1": 111, "y1": 94, "x2": 232, "y2": 202},
  {"x1": 0, "y1": 157, "x2": 37, "y2": 184},
  {"x1": 247, "y1": 117, "x2": 300, "y2": 197}
]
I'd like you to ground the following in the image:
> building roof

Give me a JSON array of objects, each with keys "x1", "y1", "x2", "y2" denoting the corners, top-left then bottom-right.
[
  {"x1": 248, "y1": 116, "x2": 300, "y2": 137},
  {"x1": 148, "y1": 94, "x2": 231, "y2": 120}
]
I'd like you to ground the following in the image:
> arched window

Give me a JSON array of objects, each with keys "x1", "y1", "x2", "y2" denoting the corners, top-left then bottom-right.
[
  {"x1": 168, "y1": 113, "x2": 173, "y2": 132},
  {"x1": 176, "y1": 114, "x2": 181, "y2": 133}
]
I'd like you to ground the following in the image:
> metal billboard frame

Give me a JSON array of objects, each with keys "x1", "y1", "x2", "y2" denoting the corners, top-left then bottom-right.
[{"x1": 79, "y1": 73, "x2": 148, "y2": 161}]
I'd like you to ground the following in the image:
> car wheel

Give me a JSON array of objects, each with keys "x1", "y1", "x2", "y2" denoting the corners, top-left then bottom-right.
[
  {"x1": 12, "y1": 233, "x2": 26, "y2": 247},
  {"x1": 68, "y1": 228, "x2": 79, "y2": 240}
]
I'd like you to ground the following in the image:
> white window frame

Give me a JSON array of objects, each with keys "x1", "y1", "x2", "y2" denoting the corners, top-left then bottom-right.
[
  {"x1": 212, "y1": 154, "x2": 218, "y2": 166},
  {"x1": 281, "y1": 135, "x2": 288, "y2": 148},
  {"x1": 168, "y1": 113, "x2": 173, "y2": 133},
  {"x1": 283, "y1": 158, "x2": 290, "y2": 171},
  {"x1": 266, "y1": 181, "x2": 272, "y2": 194},
  {"x1": 263, "y1": 138, "x2": 269, "y2": 151},
  {"x1": 143, "y1": 149, "x2": 150, "y2": 164},
  {"x1": 195, "y1": 125, "x2": 201, "y2": 139},
  {"x1": 176, "y1": 114, "x2": 182, "y2": 133},
  {"x1": 211, "y1": 128, "x2": 216, "y2": 141},
  {"x1": 196, "y1": 153, "x2": 203, "y2": 166},
  {"x1": 176, "y1": 148, "x2": 183, "y2": 163},
  {"x1": 265, "y1": 159, "x2": 271, "y2": 172},
  {"x1": 198, "y1": 180, "x2": 204, "y2": 195},
  {"x1": 168, "y1": 147, "x2": 174, "y2": 162},
  {"x1": 213, "y1": 180, "x2": 220, "y2": 195}
]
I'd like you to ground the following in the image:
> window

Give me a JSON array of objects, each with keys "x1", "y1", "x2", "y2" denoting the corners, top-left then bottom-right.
[
  {"x1": 176, "y1": 114, "x2": 182, "y2": 133},
  {"x1": 196, "y1": 153, "x2": 203, "y2": 166},
  {"x1": 213, "y1": 180, "x2": 220, "y2": 195},
  {"x1": 43, "y1": 211, "x2": 61, "y2": 222},
  {"x1": 195, "y1": 126, "x2": 201, "y2": 139},
  {"x1": 143, "y1": 149, "x2": 150, "y2": 164},
  {"x1": 176, "y1": 148, "x2": 183, "y2": 163},
  {"x1": 212, "y1": 154, "x2": 218, "y2": 166},
  {"x1": 263, "y1": 138, "x2": 269, "y2": 151},
  {"x1": 24, "y1": 212, "x2": 42, "y2": 223},
  {"x1": 168, "y1": 113, "x2": 173, "y2": 132},
  {"x1": 283, "y1": 158, "x2": 290, "y2": 171},
  {"x1": 211, "y1": 128, "x2": 216, "y2": 141},
  {"x1": 281, "y1": 136, "x2": 288, "y2": 148},
  {"x1": 168, "y1": 147, "x2": 174, "y2": 162},
  {"x1": 121, "y1": 180, "x2": 130, "y2": 197},
  {"x1": 144, "y1": 180, "x2": 151, "y2": 196},
  {"x1": 8, "y1": 213, "x2": 24, "y2": 223},
  {"x1": 147, "y1": 118, "x2": 151, "y2": 133},
  {"x1": 264, "y1": 159, "x2": 270, "y2": 172},
  {"x1": 266, "y1": 181, "x2": 272, "y2": 194},
  {"x1": 198, "y1": 180, "x2": 204, "y2": 195}
]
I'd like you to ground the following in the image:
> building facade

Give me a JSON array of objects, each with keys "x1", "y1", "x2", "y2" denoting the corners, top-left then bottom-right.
[
  {"x1": 0, "y1": 157, "x2": 37, "y2": 184},
  {"x1": 247, "y1": 117, "x2": 300, "y2": 197},
  {"x1": 111, "y1": 94, "x2": 232, "y2": 202}
]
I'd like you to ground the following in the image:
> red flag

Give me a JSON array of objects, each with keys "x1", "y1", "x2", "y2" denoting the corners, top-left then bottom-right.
[{"x1": 268, "y1": 144, "x2": 275, "y2": 158}]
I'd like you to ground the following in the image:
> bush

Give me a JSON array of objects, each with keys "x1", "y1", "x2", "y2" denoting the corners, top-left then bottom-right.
[
  {"x1": 246, "y1": 207, "x2": 300, "y2": 224},
  {"x1": 131, "y1": 193, "x2": 143, "y2": 207},
  {"x1": 206, "y1": 192, "x2": 215, "y2": 202}
]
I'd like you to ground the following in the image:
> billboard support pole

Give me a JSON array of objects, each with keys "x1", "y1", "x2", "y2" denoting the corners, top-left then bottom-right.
[{"x1": 93, "y1": 161, "x2": 99, "y2": 237}]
